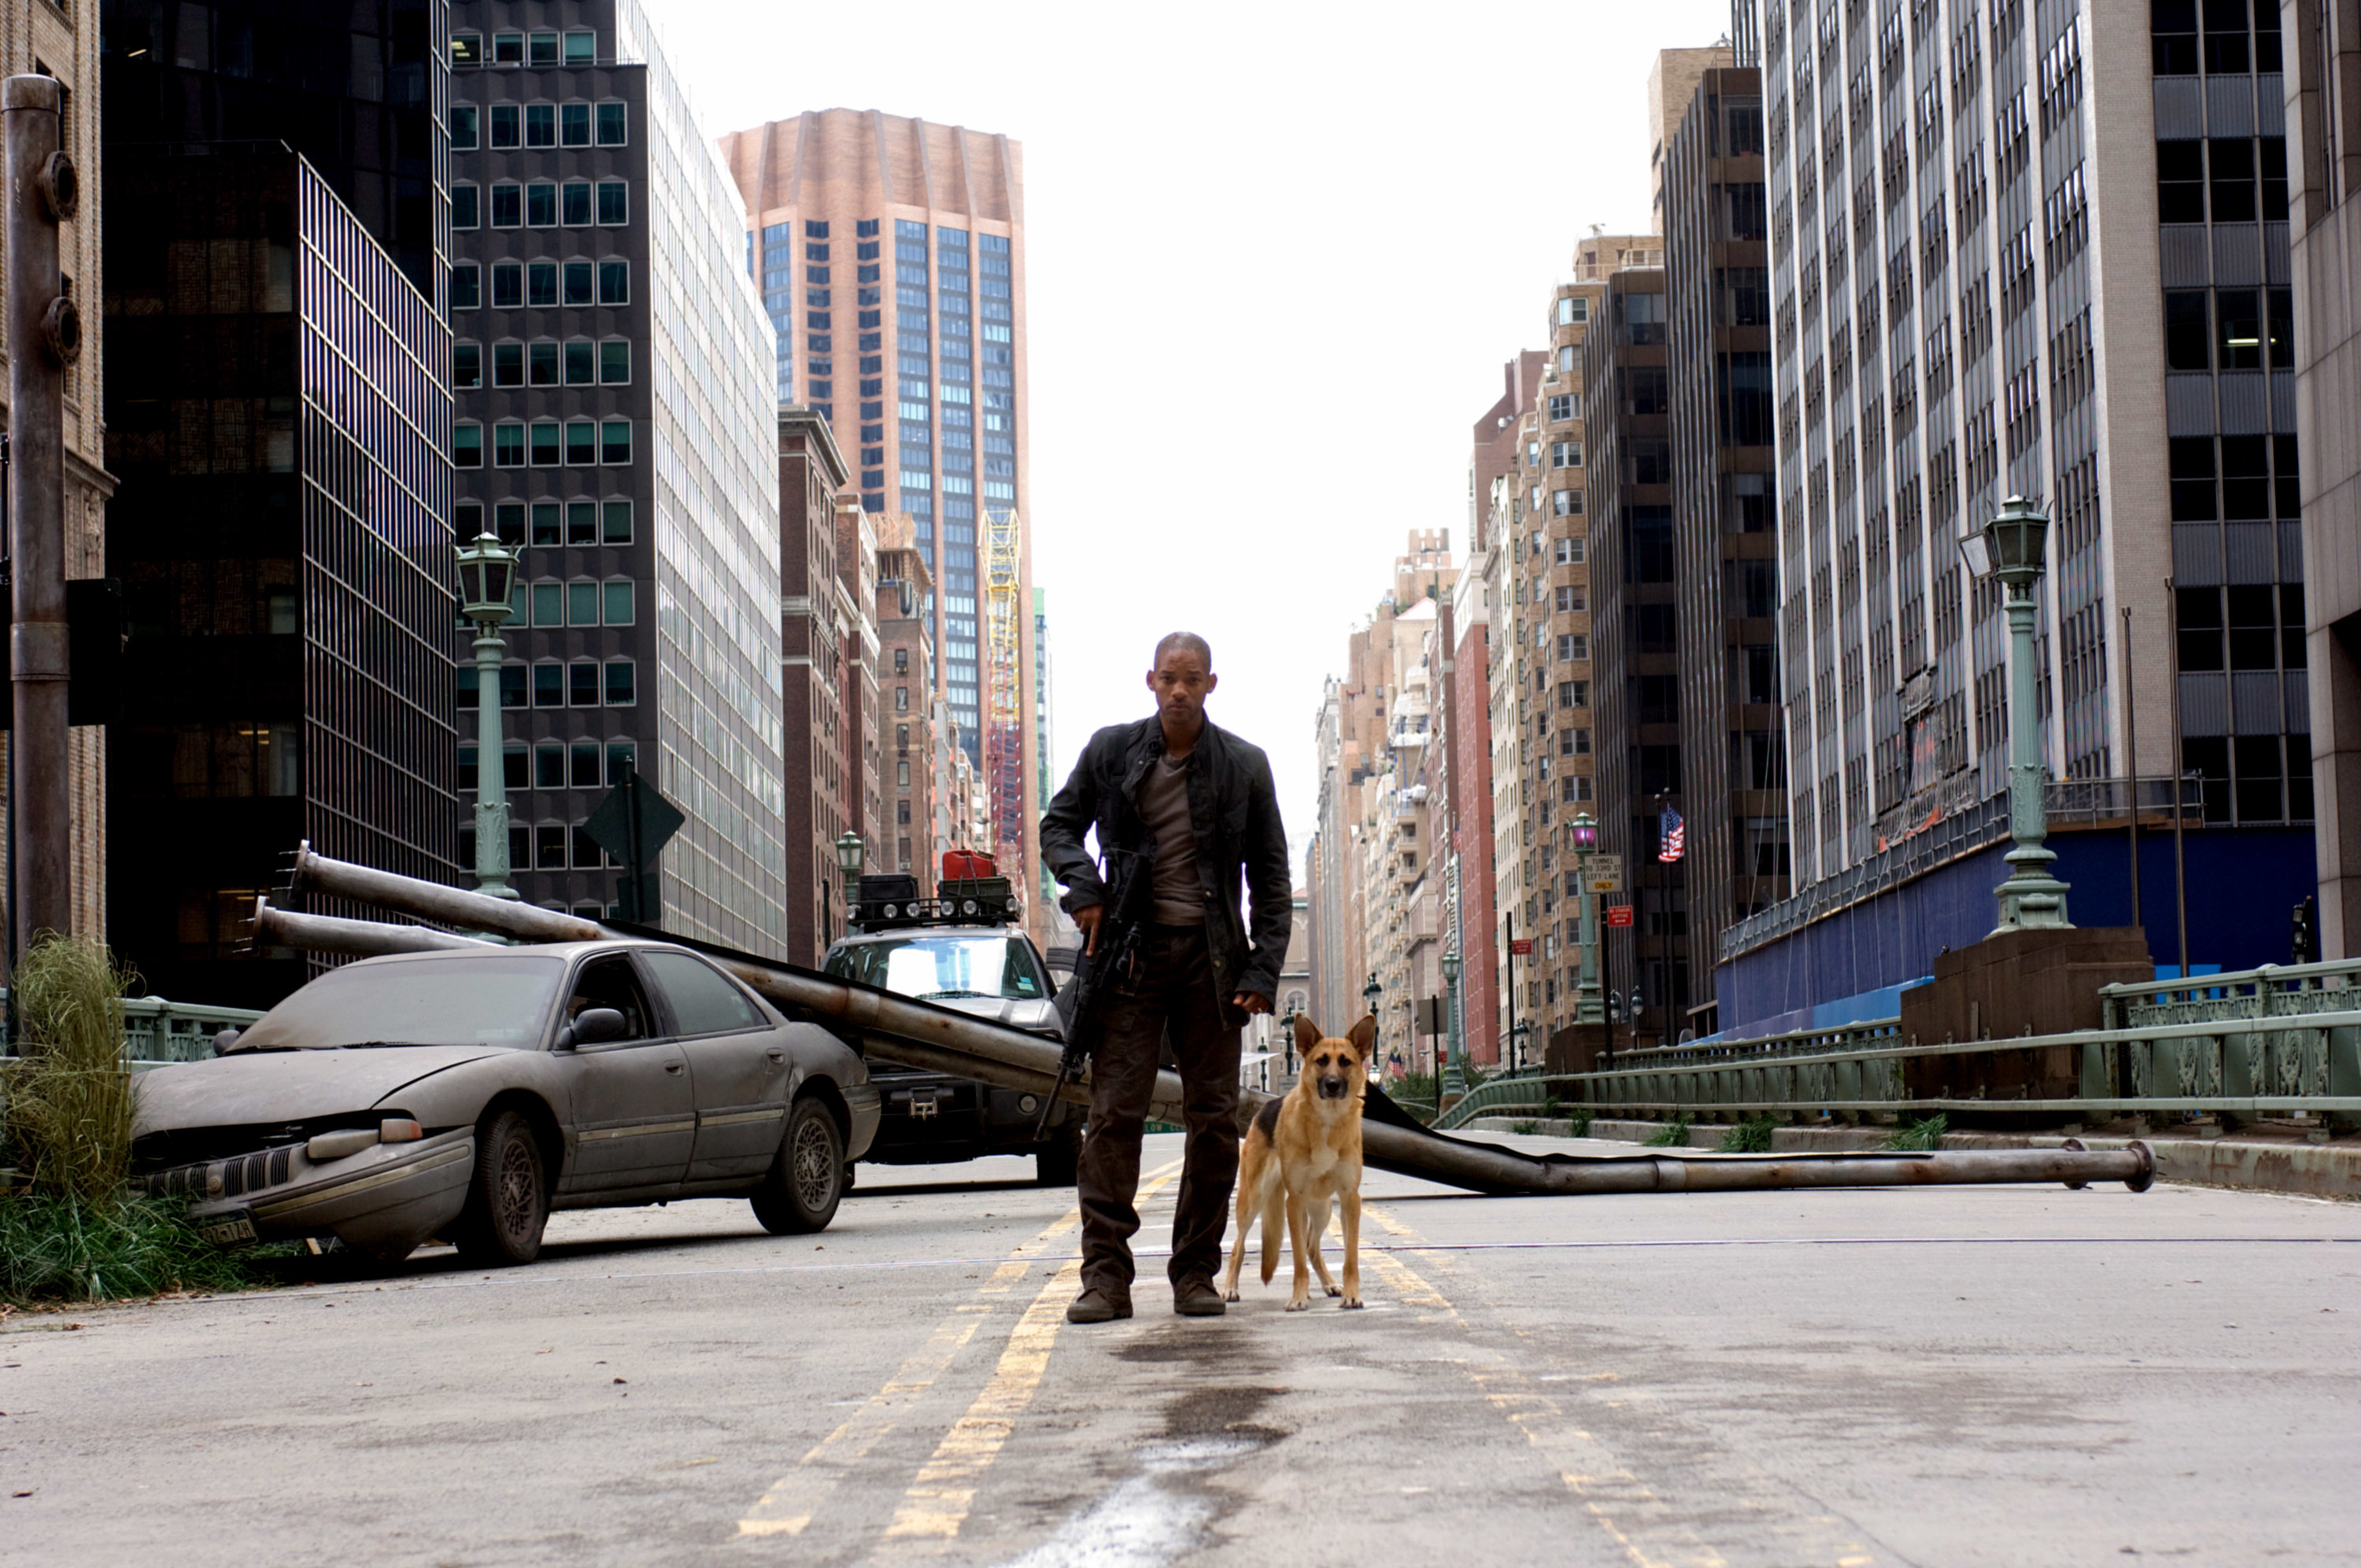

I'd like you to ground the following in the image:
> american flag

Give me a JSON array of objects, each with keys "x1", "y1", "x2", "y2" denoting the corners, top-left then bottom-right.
[{"x1": 1658, "y1": 806, "x2": 1686, "y2": 864}]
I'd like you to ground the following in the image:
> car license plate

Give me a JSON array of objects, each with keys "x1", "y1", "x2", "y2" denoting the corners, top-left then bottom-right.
[{"x1": 198, "y1": 1214, "x2": 257, "y2": 1245}]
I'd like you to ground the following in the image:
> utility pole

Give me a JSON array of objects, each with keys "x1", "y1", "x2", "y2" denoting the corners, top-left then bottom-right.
[{"x1": 6, "y1": 76, "x2": 79, "y2": 951}]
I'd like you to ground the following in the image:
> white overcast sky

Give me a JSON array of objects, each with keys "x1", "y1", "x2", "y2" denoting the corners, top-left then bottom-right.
[{"x1": 658, "y1": 0, "x2": 1736, "y2": 869}]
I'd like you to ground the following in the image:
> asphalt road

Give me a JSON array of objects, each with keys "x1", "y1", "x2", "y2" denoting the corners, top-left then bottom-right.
[{"x1": 4, "y1": 1131, "x2": 2357, "y2": 1567}]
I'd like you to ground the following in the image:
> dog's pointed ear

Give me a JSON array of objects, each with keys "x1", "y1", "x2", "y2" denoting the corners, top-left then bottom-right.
[
  {"x1": 1347, "y1": 1013, "x2": 1376, "y2": 1056},
  {"x1": 1292, "y1": 1013, "x2": 1323, "y2": 1053}
]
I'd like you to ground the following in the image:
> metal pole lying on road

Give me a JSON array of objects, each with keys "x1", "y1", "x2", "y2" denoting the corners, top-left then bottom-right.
[
  {"x1": 269, "y1": 844, "x2": 2156, "y2": 1198},
  {"x1": 6, "y1": 76, "x2": 78, "y2": 951}
]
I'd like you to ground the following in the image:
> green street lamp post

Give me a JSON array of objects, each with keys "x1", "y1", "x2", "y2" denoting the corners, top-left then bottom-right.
[
  {"x1": 1510, "y1": 1019, "x2": 1532, "y2": 1074},
  {"x1": 456, "y1": 530, "x2": 521, "y2": 900},
  {"x1": 834, "y1": 831, "x2": 865, "y2": 943},
  {"x1": 1439, "y1": 950, "x2": 1461, "y2": 1090},
  {"x1": 1570, "y1": 810, "x2": 1605, "y2": 1025},
  {"x1": 1960, "y1": 495, "x2": 2073, "y2": 934}
]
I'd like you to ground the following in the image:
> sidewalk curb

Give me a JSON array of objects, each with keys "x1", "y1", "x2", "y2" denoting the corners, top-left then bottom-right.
[{"x1": 1465, "y1": 1116, "x2": 2361, "y2": 1200}]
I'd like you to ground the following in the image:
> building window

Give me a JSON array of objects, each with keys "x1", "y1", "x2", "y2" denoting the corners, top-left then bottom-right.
[
  {"x1": 1557, "y1": 680, "x2": 1589, "y2": 709},
  {"x1": 595, "y1": 101, "x2": 626, "y2": 146},
  {"x1": 560, "y1": 338, "x2": 591, "y2": 384},
  {"x1": 529, "y1": 340, "x2": 560, "y2": 386},
  {"x1": 565, "y1": 30, "x2": 597, "y2": 64},
  {"x1": 567, "y1": 501, "x2": 597, "y2": 544},
  {"x1": 534, "y1": 742, "x2": 566, "y2": 790},
  {"x1": 453, "y1": 264, "x2": 481, "y2": 310},
  {"x1": 895, "y1": 686, "x2": 910, "y2": 712},
  {"x1": 531, "y1": 503, "x2": 562, "y2": 547},
  {"x1": 565, "y1": 419, "x2": 597, "y2": 465},
  {"x1": 1556, "y1": 295, "x2": 1588, "y2": 326},
  {"x1": 558, "y1": 260, "x2": 589, "y2": 306},
  {"x1": 490, "y1": 341, "x2": 521, "y2": 386},
  {"x1": 559, "y1": 101, "x2": 592, "y2": 148},
  {"x1": 606, "y1": 740, "x2": 637, "y2": 781},
  {"x1": 570, "y1": 661, "x2": 600, "y2": 706},
  {"x1": 454, "y1": 342, "x2": 482, "y2": 389},
  {"x1": 523, "y1": 261, "x2": 556, "y2": 307},
  {"x1": 568, "y1": 580, "x2": 599, "y2": 626},
  {"x1": 454, "y1": 424, "x2": 483, "y2": 468},
  {"x1": 530, "y1": 420, "x2": 561, "y2": 466},
  {"x1": 600, "y1": 340, "x2": 630, "y2": 383},
  {"x1": 451, "y1": 34, "x2": 482, "y2": 68},
  {"x1": 605, "y1": 660, "x2": 636, "y2": 706},
  {"x1": 597, "y1": 180, "x2": 628, "y2": 225},
  {"x1": 533, "y1": 663, "x2": 564, "y2": 709},
  {"x1": 526, "y1": 102, "x2": 556, "y2": 147},
  {"x1": 603, "y1": 580, "x2": 634, "y2": 625},
  {"x1": 604, "y1": 500, "x2": 633, "y2": 543},
  {"x1": 493, "y1": 422, "x2": 525, "y2": 467},
  {"x1": 600, "y1": 420, "x2": 631, "y2": 464},
  {"x1": 453, "y1": 183, "x2": 480, "y2": 229},
  {"x1": 534, "y1": 824, "x2": 566, "y2": 870},
  {"x1": 1547, "y1": 393, "x2": 1573, "y2": 422},
  {"x1": 496, "y1": 501, "x2": 527, "y2": 547},
  {"x1": 598, "y1": 260, "x2": 629, "y2": 304},
  {"x1": 1551, "y1": 441, "x2": 1582, "y2": 468},
  {"x1": 527, "y1": 182, "x2": 558, "y2": 227},
  {"x1": 1557, "y1": 634, "x2": 1589, "y2": 662},
  {"x1": 490, "y1": 103, "x2": 520, "y2": 148},
  {"x1": 491, "y1": 262, "x2": 522, "y2": 308},
  {"x1": 490, "y1": 183, "x2": 521, "y2": 227},
  {"x1": 1552, "y1": 489, "x2": 1581, "y2": 516}
]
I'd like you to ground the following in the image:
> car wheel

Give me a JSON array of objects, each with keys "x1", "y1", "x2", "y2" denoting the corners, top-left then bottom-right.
[
  {"x1": 752, "y1": 1098, "x2": 844, "y2": 1234},
  {"x1": 1036, "y1": 1126, "x2": 1081, "y2": 1187},
  {"x1": 453, "y1": 1110, "x2": 549, "y2": 1267}
]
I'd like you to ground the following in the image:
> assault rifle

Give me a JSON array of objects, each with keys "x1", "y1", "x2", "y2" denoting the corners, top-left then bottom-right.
[{"x1": 1034, "y1": 844, "x2": 1153, "y2": 1139}]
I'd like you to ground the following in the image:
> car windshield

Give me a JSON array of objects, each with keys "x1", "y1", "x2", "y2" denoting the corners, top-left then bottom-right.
[
  {"x1": 826, "y1": 935, "x2": 1045, "y2": 1002},
  {"x1": 227, "y1": 955, "x2": 567, "y2": 1052}
]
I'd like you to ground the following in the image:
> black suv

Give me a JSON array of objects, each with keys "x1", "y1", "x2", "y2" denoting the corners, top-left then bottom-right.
[{"x1": 821, "y1": 886, "x2": 1084, "y2": 1186}]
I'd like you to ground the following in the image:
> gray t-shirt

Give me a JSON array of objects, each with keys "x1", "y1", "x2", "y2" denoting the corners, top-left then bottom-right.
[{"x1": 1137, "y1": 750, "x2": 1203, "y2": 924}]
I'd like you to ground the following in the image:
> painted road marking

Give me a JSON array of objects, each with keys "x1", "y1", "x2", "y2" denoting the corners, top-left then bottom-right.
[
  {"x1": 1361, "y1": 1201, "x2": 1881, "y2": 1568},
  {"x1": 733, "y1": 1160, "x2": 1180, "y2": 1543},
  {"x1": 876, "y1": 1165, "x2": 1188, "y2": 1545}
]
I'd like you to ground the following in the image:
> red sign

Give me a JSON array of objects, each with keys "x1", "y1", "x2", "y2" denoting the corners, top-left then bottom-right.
[
  {"x1": 1509, "y1": 939, "x2": 1534, "y2": 956},
  {"x1": 1604, "y1": 905, "x2": 1635, "y2": 928}
]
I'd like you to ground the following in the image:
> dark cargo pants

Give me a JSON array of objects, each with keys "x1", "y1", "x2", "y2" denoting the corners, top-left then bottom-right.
[{"x1": 1077, "y1": 924, "x2": 1240, "y2": 1297}]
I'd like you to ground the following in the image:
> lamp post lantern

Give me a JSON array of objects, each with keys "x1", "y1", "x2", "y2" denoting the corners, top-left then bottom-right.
[
  {"x1": 456, "y1": 530, "x2": 521, "y2": 899},
  {"x1": 1439, "y1": 950, "x2": 1461, "y2": 1089},
  {"x1": 1960, "y1": 495, "x2": 2073, "y2": 934},
  {"x1": 834, "y1": 831, "x2": 866, "y2": 940},
  {"x1": 1570, "y1": 810, "x2": 1605, "y2": 1025}
]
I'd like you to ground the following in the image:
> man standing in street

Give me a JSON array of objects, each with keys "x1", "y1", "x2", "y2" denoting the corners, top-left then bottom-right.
[{"x1": 1040, "y1": 632, "x2": 1293, "y2": 1321}]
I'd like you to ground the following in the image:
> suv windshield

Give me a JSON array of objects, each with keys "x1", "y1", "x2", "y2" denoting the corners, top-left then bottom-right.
[
  {"x1": 826, "y1": 935, "x2": 1047, "y2": 1002},
  {"x1": 227, "y1": 954, "x2": 567, "y2": 1051}
]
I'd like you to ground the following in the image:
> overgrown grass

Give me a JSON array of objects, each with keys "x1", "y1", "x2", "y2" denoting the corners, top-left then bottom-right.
[
  {"x1": 0, "y1": 1191, "x2": 263, "y2": 1305},
  {"x1": 1882, "y1": 1112, "x2": 1950, "y2": 1151},
  {"x1": 1509, "y1": 1120, "x2": 1539, "y2": 1134},
  {"x1": 4, "y1": 935, "x2": 139, "y2": 1201},
  {"x1": 1642, "y1": 1116, "x2": 1692, "y2": 1147},
  {"x1": 1563, "y1": 1104, "x2": 1594, "y2": 1138},
  {"x1": 1719, "y1": 1116, "x2": 1779, "y2": 1153},
  {"x1": 1392, "y1": 1072, "x2": 1439, "y2": 1107}
]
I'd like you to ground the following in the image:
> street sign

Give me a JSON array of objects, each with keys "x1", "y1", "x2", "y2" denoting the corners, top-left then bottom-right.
[
  {"x1": 1509, "y1": 938, "x2": 1535, "y2": 956},
  {"x1": 1604, "y1": 905, "x2": 1634, "y2": 928},
  {"x1": 583, "y1": 760, "x2": 684, "y2": 924},
  {"x1": 1580, "y1": 854, "x2": 1623, "y2": 894},
  {"x1": 1416, "y1": 996, "x2": 1447, "y2": 1036}
]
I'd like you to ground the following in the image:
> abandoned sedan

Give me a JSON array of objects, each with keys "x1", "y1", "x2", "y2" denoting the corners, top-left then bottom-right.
[{"x1": 130, "y1": 941, "x2": 881, "y2": 1265}]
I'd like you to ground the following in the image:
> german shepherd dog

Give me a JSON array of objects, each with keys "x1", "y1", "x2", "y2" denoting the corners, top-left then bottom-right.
[{"x1": 1222, "y1": 1013, "x2": 1374, "y2": 1311}]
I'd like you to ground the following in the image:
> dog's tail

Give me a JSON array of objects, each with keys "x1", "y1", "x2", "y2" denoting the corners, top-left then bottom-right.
[{"x1": 1258, "y1": 1183, "x2": 1284, "y2": 1284}]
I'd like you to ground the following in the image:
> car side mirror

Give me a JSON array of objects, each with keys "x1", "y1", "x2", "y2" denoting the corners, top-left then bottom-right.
[{"x1": 569, "y1": 1006, "x2": 629, "y2": 1046}]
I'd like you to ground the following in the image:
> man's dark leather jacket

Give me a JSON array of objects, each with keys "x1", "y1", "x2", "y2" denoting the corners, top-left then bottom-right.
[{"x1": 1040, "y1": 714, "x2": 1293, "y2": 1015}]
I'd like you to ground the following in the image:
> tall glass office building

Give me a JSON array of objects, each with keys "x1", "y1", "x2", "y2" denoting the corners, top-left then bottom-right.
[{"x1": 447, "y1": 0, "x2": 788, "y2": 954}]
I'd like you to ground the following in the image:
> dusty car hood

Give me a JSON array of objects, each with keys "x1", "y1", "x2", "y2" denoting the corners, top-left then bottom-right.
[
  {"x1": 132, "y1": 1046, "x2": 511, "y2": 1136},
  {"x1": 928, "y1": 995, "x2": 1062, "y2": 1036}
]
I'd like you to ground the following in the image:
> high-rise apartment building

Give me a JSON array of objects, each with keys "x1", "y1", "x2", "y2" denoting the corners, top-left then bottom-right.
[
  {"x1": 106, "y1": 153, "x2": 454, "y2": 1006},
  {"x1": 1717, "y1": 0, "x2": 2315, "y2": 1022},
  {"x1": 2285, "y1": 0, "x2": 2361, "y2": 952},
  {"x1": 446, "y1": 0, "x2": 788, "y2": 953},
  {"x1": 2, "y1": 6, "x2": 109, "y2": 945},
  {"x1": 719, "y1": 111, "x2": 1040, "y2": 934},
  {"x1": 778, "y1": 408, "x2": 849, "y2": 962},
  {"x1": 1665, "y1": 62, "x2": 1789, "y2": 1032},
  {"x1": 878, "y1": 540, "x2": 936, "y2": 888}
]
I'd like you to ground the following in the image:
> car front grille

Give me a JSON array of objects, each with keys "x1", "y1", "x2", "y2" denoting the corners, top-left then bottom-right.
[{"x1": 149, "y1": 1146, "x2": 294, "y2": 1201}]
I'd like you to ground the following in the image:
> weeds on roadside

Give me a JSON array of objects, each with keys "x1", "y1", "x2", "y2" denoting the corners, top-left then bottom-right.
[
  {"x1": 5, "y1": 935, "x2": 139, "y2": 1201},
  {"x1": 1564, "y1": 1104, "x2": 1594, "y2": 1137},
  {"x1": 1642, "y1": 1116, "x2": 1692, "y2": 1147},
  {"x1": 1719, "y1": 1116, "x2": 1779, "y2": 1153},
  {"x1": 1882, "y1": 1113, "x2": 1950, "y2": 1151},
  {"x1": 1509, "y1": 1120, "x2": 1539, "y2": 1134},
  {"x1": 0, "y1": 1191, "x2": 261, "y2": 1305}
]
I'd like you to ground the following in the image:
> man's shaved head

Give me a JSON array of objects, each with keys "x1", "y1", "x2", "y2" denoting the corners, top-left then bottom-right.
[{"x1": 1154, "y1": 631, "x2": 1213, "y2": 670}]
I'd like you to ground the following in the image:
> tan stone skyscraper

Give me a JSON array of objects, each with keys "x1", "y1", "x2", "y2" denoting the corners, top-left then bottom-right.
[{"x1": 719, "y1": 109, "x2": 1040, "y2": 932}]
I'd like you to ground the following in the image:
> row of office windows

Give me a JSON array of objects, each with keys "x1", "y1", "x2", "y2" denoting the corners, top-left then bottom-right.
[
  {"x1": 453, "y1": 419, "x2": 634, "y2": 467},
  {"x1": 460, "y1": 660, "x2": 638, "y2": 709},
  {"x1": 455, "y1": 338, "x2": 630, "y2": 388},
  {"x1": 462, "y1": 737, "x2": 638, "y2": 793},
  {"x1": 453, "y1": 30, "x2": 601, "y2": 69},
  {"x1": 496, "y1": 577, "x2": 639, "y2": 630},
  {"x1": 449, "y1": 98, "x2": 627, "y2": 149},
  {"x1": 451, "y1": 259, "x2": 630, "y2": 311},
  {"x1": 458, "y1": 823, "x2": 632, "y2": 877},
  {"x1": 454, "y1": 180, "x2": 628, "y2": 230},
  {"x1": 456, "y1": 498, "x2": 635, "y2": 548}
]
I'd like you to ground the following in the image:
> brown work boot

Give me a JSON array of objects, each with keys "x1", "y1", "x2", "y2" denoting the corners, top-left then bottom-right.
[
  {"x1": 1173, "y1": 1278, "x2": 1226, "y2": 1317},
  {"x1": 1066, "y1": 1285, "x2": 1132, "y2": 1323}
]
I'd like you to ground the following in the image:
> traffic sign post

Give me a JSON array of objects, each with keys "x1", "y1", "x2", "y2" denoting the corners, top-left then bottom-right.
[
  {"x1": 582, "y1": 756, "x2": 684, "y2": 925},
  {"x1": 1579, "y1": 854, "x2": 1622, "y2": 894},
  {"x1": 1604, "y1": 904, "x2": 1634, "y2": 928}
]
